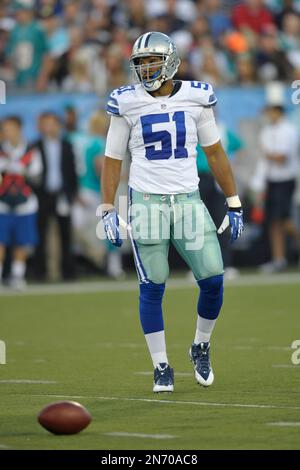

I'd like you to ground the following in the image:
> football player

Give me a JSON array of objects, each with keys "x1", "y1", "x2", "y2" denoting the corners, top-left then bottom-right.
[{"x1": 101, "y1": 32, "x2": 244, "y2": 392}]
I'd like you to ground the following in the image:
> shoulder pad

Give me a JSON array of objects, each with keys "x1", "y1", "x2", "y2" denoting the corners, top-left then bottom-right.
[
  {"x1": 106, "y1": 85, "x2": 136, "y2": 117},
  {"x1": 188, "y1": 81, "x2": 217, "y2": 107}
]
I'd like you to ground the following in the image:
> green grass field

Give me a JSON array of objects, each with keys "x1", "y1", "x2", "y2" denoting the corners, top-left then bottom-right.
[{"x1": 1, "y1": 279, "x2": 300, "y2": 450}]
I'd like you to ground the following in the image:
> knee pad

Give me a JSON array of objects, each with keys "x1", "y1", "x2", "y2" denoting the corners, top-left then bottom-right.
[
  {"x1": 139, "y1": 281, "x2": 165, "y2": 334},
  {"x1": 197, "y1": 274, "x2": 223, "y2": 320}
]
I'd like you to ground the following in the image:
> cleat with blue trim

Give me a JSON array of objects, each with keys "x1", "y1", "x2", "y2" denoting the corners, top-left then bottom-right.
[
  {"x1": 153, "y1": 363, "x2": 174, "y2": 393},
  {"x1": 189, "y1": 342, "x2": 214, "y2": 387}
]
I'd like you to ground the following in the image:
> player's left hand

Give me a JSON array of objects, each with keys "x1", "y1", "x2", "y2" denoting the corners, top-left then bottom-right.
[{"x1": 217, "y1": 208, "x2": 244, "y2": 244}]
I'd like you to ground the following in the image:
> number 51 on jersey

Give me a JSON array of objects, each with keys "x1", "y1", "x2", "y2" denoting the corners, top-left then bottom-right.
[{"x1": 141, "y1": 112, "x2": 188, "y2": 160}]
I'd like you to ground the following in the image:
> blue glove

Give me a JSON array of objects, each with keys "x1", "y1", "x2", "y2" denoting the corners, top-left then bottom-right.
[
  {"x1": 102, "y1": 209, "x2": 123, "y2": 247},
  {"x1": 217, "y1": 208, "x2": 244, "y2": 244}
]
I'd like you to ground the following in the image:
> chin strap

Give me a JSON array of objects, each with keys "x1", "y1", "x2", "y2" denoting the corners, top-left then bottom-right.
[{"x1": 143, "y1": 75, "x2": 168, "y2": 92}]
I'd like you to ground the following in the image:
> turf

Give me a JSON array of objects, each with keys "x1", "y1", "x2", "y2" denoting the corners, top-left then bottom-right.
[{"x1": 0, "y1": 281, "x2": 300, "y2": 450}]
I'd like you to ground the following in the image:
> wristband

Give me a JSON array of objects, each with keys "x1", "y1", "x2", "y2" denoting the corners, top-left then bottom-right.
[{"x1": 226, "y1": 195, "x2": 241, "y2": 208}]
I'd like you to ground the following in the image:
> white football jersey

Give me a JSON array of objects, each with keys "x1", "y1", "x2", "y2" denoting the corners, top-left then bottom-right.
[{"x1": 105, "y1": 80, "x2": 220, "y2": 194}]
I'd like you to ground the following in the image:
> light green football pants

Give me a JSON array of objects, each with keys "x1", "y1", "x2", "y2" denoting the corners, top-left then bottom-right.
[{"x1": 128, "y1": 188, "x2": 224, "y2": 284}]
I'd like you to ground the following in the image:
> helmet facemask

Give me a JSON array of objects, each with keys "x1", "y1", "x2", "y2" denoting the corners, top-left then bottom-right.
[{"x1": 130, "y1": 55, "x2": 167, "y2": 92}]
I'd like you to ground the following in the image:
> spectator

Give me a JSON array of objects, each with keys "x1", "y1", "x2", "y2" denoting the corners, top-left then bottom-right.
[
  {"x1": 0, "y1": 116, "x2": 41, "y2": 289},
  {"x1": 236, "y1": 52, "x2": 258, "y2": 84},
  {"x1": 37, "y1": 1, "x2": 64, "y2": 18},
  {"x1": 232, "y1": 0, "x2": 275, "y2": 35},
  {"x1": 5, "y1": 0, "x2": 52, "y2": 90},
  {"x1": 198, "y1": 44, "x2": 231, "y2": 86},
  {"x1": 252, "y1": 105, "x2": 300, "y2": 272},
  {"x1": 62, "y1": 0, "x2": 86, "y2": 29},
  {"x1": 83, "y1": 14, "x2": 110, "y2": 46},
  {"x1": 280, "y1": 11, "x2": 300, "y2": 50},
  {"x1": 203, "y1": 0, "x2": 232, "y2": 40},
  {"x1": 110, "y1": 27, "x2": 132, "y2": 60},
  {"x1": 102, "y1": 43, "x2": 129, "y2": 92},
  {"x1": 190, "y1": 34, "x2": 232, "y2": 85},
  {"x1": 118, "y1": 0, "x2": 147, "y2": 39},
  {"x1": 270, "y1": 0, "x2": 300, "y2": 28},
  {"x1": 62, "y1": 50, "x2": 94, "y2": 92},
  {"x1": 256, "y1": 26, "x2": 294, "y2": 81},
  {"x1": 70, "y1": 111, "x2": 106, "y2": 270},
  {"x1": 145, "y1": 0, "x2": 197, "y2": 31},
  {"x1": 190, "y1": 15, "x2": 211, "y2": 43},
  {"x1": 40, "y1": 9, "x2": 70, "y2": 59},
  {"x1": 280, "y1": 12, "x2": 300, "y2": 74},
  {"x1": 33, "y1": 112, "x2": 78, "y2": 281},
  {"x1": 70, "y1": 110, "x2": 125, "y2": 278},
  {"x1": 146, "y1": 13, "x2": 173, "y2": 36},
  {"x1": 0, "y1": 4, "x2": 15, "y2": 82}
]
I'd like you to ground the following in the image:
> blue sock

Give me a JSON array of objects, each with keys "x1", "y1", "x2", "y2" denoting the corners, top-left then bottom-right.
[{"x1": 139, "y1": 281, "x2": 165, "y2": 334}]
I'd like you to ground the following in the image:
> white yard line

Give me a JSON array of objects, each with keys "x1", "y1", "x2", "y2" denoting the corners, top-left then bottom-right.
[
  {"x1": 104, "y1": 432, "x2": 176, "y2": 440},
  {"x1": 233, "y1": 346, "x2": 293, "y2": 351},
  {"x1": 266, "y1": 422, "x2": 300, "y2": 427},
  {"x1": 96, "y1": 343, "x2": 296, "y2": 353},
  {"x1": 134, "y1": 372, "x2": 193, "y2": 377},
  {"x1": 1, "y1": 273, "x2": 300, "y2": 297},
  {"x1": 0, "y1": 380, "x2": 57, "y2": 384},
  {"x1": 32, "y1": 394, "x2": 300, "y2": 411},
  {"x1": 272, "y1": 365, "x2": 299, "y2": 369}
]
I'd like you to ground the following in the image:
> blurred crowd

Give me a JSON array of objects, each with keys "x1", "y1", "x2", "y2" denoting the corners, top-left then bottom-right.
[
  {"x1": 1, "y1": 0, "x2": 300, "y2": 93},
  {"x1": 0, "y1": 107, "x2": 128, "y2": 288},
  {"x1": 0, "y1": 0, "x2": 300, "y2": 289}
]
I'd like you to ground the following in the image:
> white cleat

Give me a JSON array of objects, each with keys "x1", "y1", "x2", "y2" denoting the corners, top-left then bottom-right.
[
  {"x1": 189, "y1": 342, "x2": 214, "y2": 387},
  {"x1": 194, "y1": 367, "x2": 214, "y2": 387},
  {"x1": 153, "y1": 363, "x2": 174, "y2": 393}
]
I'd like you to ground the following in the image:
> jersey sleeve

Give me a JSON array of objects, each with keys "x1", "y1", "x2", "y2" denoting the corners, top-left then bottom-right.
[
  {"x1": 197, "y1": 107, "x2": 220, "y2": 147},
  {"x1": 106, "y1": 89, "x2": 121, "y2": 117},
  {"x1": 190, "y1": 81, "x2": 217, "y2": 107},
  {"x1": 105, "y1": 115, "x2": 130, "y2": 160},
  {"x1": 206, "y1": 84, "x2": 217, "y2": 107}
]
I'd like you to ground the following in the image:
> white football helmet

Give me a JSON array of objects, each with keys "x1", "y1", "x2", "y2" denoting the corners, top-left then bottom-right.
[{"x1": 130, "y1": 31, "x2": 181, "y2": 92}]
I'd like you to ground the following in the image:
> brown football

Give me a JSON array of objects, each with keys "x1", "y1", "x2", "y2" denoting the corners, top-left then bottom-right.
[{"x1": 38, "y1": 401, "x2": 92, "y2": 435}]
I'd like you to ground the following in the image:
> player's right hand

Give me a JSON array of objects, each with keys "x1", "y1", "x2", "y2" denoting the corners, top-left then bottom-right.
[{"x1": 102, "y1": 208, "x2": 123, "y2": 247}]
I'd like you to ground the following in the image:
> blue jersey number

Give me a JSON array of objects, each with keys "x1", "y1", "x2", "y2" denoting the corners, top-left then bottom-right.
[
  {"x1": 116, "y1": 85, "x2": 135, "y2": 95},
  {"x1": 141, "y1": 112, "x2": 188, "y2": 161},
  {"x1": 191, "y1": 81, "x2": 209, "y2": 90}
]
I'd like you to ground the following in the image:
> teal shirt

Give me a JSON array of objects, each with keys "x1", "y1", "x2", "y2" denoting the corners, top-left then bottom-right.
[
  {"x1": 82, "y1": 139, "x2": 104, "y2": 192},
  {"x1": 6, "y1": 21, "x2": 49, "y2": 87},
  {"x1": 196, "y1": 125, "x2": 244, "y2": 173},
  {"x1": 68, "y1": 132, "x2": 105, "y2": 193}
]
